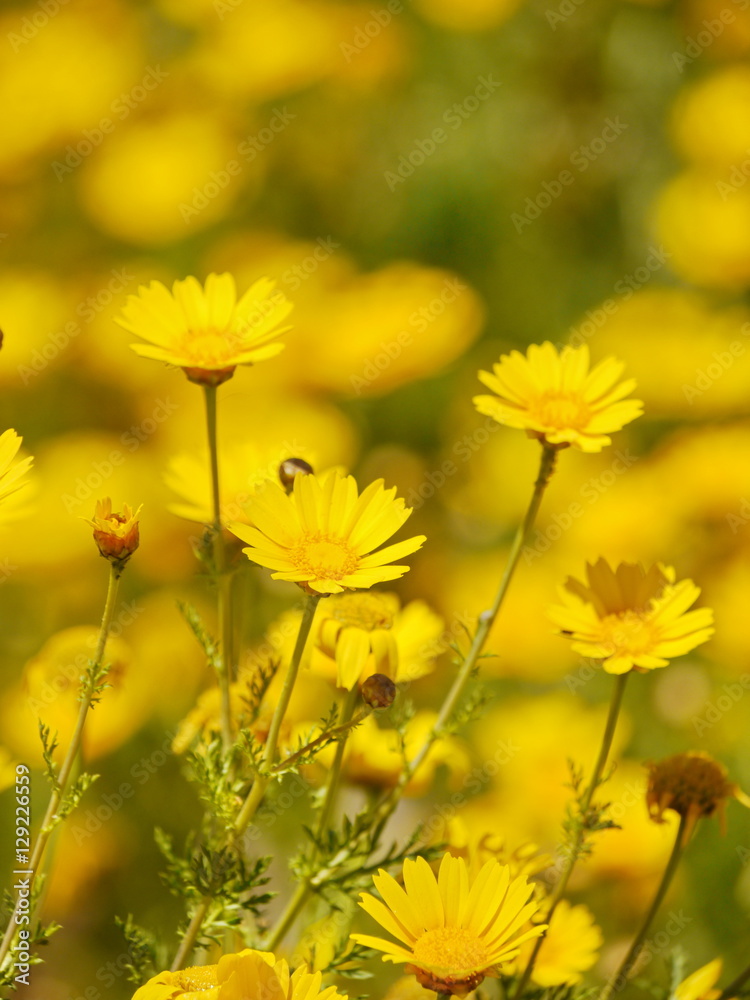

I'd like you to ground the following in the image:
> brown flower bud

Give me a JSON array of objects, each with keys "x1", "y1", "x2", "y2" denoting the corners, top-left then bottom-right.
[
  {"x1": 361, "y1": 673, "x2": 396, "y2": 709},
  {"x1": 86, "y1": 498, "x2": 141, "y2": 573},
  {"x1": 279, "y1": 457, "x2": 314, "y2": 492}
]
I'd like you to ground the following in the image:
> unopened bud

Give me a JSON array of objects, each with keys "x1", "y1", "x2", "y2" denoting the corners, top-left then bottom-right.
[
  {"x1": 279, "y1": 457, "x2": 314, "y2": 492},
  {"x1": 86, "y1": 498, "x2": 141, "y2": 573},
  {"x1": 361, "y1": 673, "x2": 396, "y2": 709}
]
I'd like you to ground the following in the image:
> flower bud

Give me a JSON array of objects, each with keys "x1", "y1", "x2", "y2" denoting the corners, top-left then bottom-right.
[
  {"x1": 279, "y1": 457, "x2": 314, "y2": 492},
  {"x1": 361, "y1": 673, "x2": 396, "y2": 709},
  {"x1": 87, "y1": 498, "x2": 142, "y2": 573}
]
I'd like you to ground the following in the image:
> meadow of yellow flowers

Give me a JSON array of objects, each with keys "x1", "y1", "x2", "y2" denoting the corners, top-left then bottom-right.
[{"x1": 1, "y1": 1, "x2": 750, "y2": 1000}]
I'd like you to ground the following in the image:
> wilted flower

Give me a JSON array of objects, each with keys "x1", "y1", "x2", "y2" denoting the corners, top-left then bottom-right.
[{"x1": 646, "y1": 751, "x2": 750, "y2": 839}]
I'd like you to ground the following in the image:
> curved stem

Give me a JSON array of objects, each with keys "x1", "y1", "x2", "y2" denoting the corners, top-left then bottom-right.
[
  {"x1": 203, "y1": 384, "x2": 233, "y2": 752},
  {"x1": 514, "y1": 670, "x2": 629, "y2": 997},
  {"x1": 264, "y1": 683, "x2": 360, "y2": 951},
  {"x1": 171, "y1": 592, "x2": 321, "y2": 971},
  {"x1": 409, "y1": 443, "x2": 557, "y2": 779},
  {"x1": 0, "y1": 566, "x2": 121, "y2": 971},
  {"x1": 599, "y1": 815, "x2": 689, "y2": 1000}
]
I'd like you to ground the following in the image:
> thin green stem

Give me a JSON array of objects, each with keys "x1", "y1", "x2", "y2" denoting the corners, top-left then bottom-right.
[
  {"x1": 314, "y1": 684, "x2": 359, "y2": 840},
  {"x1": 599, "y1": 815, "x2": 689, "y2": 1000},
  {"x1": 170, "y1": 592, "x2": 321, "y2": 971},
  {"x1": 264, "y1": 683, "x2": 360, "y2": 951},
  {"x1": 408, "y1": 443, "x2": 557, "y2": 779},
  {"x1": 718, "y1": 961, "x2": 750, "y2": 1000},
  {"x1": 203, "y1": 384, "x2": 233, "y2": 751},
  {"x1": 513, "y1": 670, "x2": 629, "y2": 998},
  {"x1": 0, "y1": 566, "x2": 121, "y2": 971}
]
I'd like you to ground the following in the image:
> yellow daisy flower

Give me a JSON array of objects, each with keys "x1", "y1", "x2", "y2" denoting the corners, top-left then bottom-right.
[
  {"x1": 675, "y1": 959, "x2": 724, "y2": 1000},
  {"x1": 548, "y1": 558, "x2": 714, "y2": 674},
  {"x1": 312, "y1": 591, "x2": 445, "y2": 689},
  {"x1": 116, "y1": 272, "x2": 292, "y2": 386},
  {"x1": 132, "y1": 949, "x2": 348, "y2": 1000},
  {"x1": 0, "y1": 429, "x2": 33, "y2": 510},
  {"x1": 229, "y1": 472, "x2": 426, "y2": 595},
  {"x1": 473, "y1": 342, "x2": 642, "y2": 452},
  {"x1": 516, "y1": 900, "x2": 602, "y2": 987},
  {"x1": 351, "y1": 853, "x2": 546, "y2": 996}
]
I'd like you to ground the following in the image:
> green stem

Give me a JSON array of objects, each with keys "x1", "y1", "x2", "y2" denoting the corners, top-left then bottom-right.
[
  {"x1": 314, "y1": 685, "x2": 359, "y2": 839},
  {"x1": 408, "y1": 443, "x2": 557, "y2": 779},
  {"x1": 203, "y1": 384, "x2": 233, "y2": 752},
  {"x1": 599, "y1": 815, "x2": 689, "y2": 1000},
  {"x1": 718, "y1": 962, "x2": 750, "y2": 1000},
  {"x1": 264, "y1": 683, "x2": 360, "y2": 951},
  {"x1": 170, "y1": 592, "x2": 321, "y2": 971},
  {"x1": 0, "y1": 566, "x2": 121, "y2": 971},
  {"x1": 513, "y1": 671, "x2": 629, "y2": 998}
]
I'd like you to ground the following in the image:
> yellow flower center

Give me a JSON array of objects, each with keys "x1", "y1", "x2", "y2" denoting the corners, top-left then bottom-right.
[
  {"x1": 598, "y1": 610, "x2": 656, "y2": 655},
  {"x1": 330, "y1": 593, "x2": 395, "y2": 631},
  {"x1": 412, "y1": 927, "x2": 490, "y2": 972},
  {"x1": 532, "y1": 392, "x2": 591, "y2": 430},
  {"x1": 290, "y1": 534, "x2": 359, "y2": 581},
  {"x1": 173, "y1": 963, "x2": 218, "y2": 992},
  {"x1": 181, "y1": 330, "x2": 236, "y2": 366}
]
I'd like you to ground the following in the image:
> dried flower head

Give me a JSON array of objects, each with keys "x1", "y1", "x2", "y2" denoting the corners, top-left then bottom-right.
[{"x1": 646, "y1": 751, "x2": 750, "y2": 839}]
